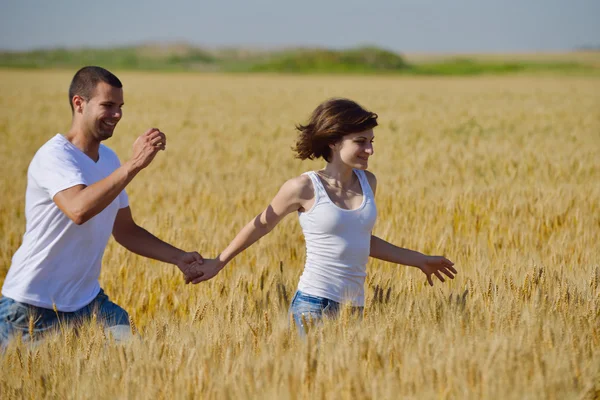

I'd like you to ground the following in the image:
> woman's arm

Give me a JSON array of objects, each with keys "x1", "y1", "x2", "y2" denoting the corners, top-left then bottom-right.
[
  {"x1": 370, "y1": 235, "x2": 426, "y2": 266},
  {"x1": 370, "y1": 236, "x2": 457, "y2": 286},
  {"x1": 188, "y1": 175, "x2": 313, "y2": 284},
  {"x1": 365, "y1": 170, "x2": 456, "y2": 286}
]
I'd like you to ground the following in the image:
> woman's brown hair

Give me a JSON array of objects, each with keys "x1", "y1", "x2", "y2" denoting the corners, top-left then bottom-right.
[{"x1": 294, "y1": 98, "x2": 378, "y2": 162}]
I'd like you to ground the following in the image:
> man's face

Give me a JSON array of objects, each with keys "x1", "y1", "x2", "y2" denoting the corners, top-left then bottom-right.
[{"x1": 79, "y1": 82, "x2": 124, "y2": 141}]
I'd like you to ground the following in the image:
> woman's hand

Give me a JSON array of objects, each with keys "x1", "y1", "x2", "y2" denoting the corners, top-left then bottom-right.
[{"x1": 417, "y1": 256, "x2": 457, "y2": 286}]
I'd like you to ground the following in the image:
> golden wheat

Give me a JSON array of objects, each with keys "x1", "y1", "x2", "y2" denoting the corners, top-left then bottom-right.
[{"x1": 0, "y1": 69, "x2": 599, "y2": 399}]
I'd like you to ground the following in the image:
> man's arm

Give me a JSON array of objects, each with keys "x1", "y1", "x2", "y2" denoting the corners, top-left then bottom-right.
[
  {"x1": 112, "y1": 206, "x2": 203, "y2": 277},
  {"x1": 53, "y1": 128, "x2": 165, "y2": 225}
]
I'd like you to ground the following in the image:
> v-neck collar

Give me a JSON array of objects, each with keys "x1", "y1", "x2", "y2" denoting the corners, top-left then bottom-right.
[{"x1": 56, "y1": 134, "x2": 101, "y2": 164}]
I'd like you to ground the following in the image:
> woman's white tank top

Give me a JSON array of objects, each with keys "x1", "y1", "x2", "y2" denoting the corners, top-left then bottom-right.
[{"x1": 297, "y1": 169, "x2": 377, "y2": 306}]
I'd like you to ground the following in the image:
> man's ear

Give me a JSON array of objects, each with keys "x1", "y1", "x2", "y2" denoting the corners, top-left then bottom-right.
[{"x1": 72, "y1": 95, "x2": 85, "y2": 113}]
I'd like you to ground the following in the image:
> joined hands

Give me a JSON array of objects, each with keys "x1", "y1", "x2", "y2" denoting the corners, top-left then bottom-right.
[
  {"x1": 175, "y1": 251, "x2": 206, "y2": 282},
  {"x1": 184, "y1": 258, "x2": 224, "y2": 284}
]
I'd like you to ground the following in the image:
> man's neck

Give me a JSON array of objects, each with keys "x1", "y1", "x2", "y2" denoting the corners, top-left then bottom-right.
[{"x1": 65, "y1": 126, "x2": 100, "y2": 162}]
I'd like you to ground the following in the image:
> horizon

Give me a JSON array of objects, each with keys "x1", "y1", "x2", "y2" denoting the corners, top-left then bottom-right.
[{"x1": 1, "y1": 40, "x2": 598, "y2": 55}]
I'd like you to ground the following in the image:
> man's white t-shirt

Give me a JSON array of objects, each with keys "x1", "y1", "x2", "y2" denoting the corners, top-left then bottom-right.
[{"x1": 2, "y1": 134, "x2": 129, "y2": 312}]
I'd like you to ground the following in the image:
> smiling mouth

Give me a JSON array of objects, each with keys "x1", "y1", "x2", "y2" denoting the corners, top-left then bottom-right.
[{"x1": 102, "y1": 120, "x2": 117, "y2": 128}]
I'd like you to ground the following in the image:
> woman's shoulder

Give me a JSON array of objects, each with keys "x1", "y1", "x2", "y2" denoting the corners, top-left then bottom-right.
[
  {"x1": 279, "y1": 174, "x2": 318, "y2": 210},
  {"x1": 282, "y1": 173, "x2": 314, "y2": 196}
]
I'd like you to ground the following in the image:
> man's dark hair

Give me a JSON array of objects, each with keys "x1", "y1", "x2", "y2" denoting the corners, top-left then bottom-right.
[{"x1": 68, "y1": 66, "x2": 122, "y2": 113}]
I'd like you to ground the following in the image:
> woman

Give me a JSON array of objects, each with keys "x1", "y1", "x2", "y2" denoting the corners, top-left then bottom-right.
[{"x1": 191, "y1": 98, "x2": 457, "y2": 331}]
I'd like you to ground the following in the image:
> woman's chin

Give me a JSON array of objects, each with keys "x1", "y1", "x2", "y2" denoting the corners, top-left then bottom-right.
[{"x1": 354, "y1": 160, "x2": 369, "y2": 170}]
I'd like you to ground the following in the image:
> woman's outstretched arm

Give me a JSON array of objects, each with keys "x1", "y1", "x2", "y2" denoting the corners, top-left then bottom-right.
[
  {"x1": 364, "y1": 170, "x2": 456, "y2": 286},
  {"x1": 369, "y1": 236, "x2": 457, "y2": 286},
  {"x1": 188, "y1": 175, "x2": 313, "y2": 284}
]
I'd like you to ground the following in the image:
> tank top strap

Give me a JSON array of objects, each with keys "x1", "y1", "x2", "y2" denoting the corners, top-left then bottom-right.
[
  {"x1": 303, "y1": 171, "x2": 325, "y2": 203},
  {"x1": 355, "y1": 169, "x2": 374, "y2": 199}
]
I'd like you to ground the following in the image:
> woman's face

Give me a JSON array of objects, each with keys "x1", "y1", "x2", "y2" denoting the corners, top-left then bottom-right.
[{"x1": 331, "y1": 129, "x2": 375, "y2": 169}]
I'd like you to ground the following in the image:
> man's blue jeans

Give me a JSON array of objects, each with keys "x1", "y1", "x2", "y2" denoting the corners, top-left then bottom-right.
[{"x1": 0, "y1": 289, "x2": 129, "y2": 348}]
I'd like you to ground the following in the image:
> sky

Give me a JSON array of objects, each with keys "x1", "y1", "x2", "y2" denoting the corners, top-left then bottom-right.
[{"x1": 1, "y1": 0, "x2": 599, "y2": 53}]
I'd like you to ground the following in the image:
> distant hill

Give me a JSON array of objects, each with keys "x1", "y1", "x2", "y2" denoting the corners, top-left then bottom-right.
[
  {"x1": 1, "y1": 43, "x2": 598, "y2": 75},
  {"x1": 0, "y1": 44, "x2": 216, "y2": 71},
  {"x1": 247, "y1": 47, "x2": 409, "y2": 73}
]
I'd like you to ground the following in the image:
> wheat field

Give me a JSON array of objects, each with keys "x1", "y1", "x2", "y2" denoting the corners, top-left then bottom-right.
[{"x1": 0, "y1": 69, "x2": 599, "y2": 399}]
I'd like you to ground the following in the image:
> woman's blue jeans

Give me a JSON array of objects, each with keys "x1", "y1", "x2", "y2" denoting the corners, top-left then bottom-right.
[{"x1": 288, "y1": 290, "x2": 363, "y2": 334}]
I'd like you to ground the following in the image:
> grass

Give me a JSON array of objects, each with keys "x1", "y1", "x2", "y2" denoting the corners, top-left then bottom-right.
[
  {"x1": 1, "y1": 45, "x2": 599, "y2": 75},
  {"x1": 0, "y1": 70, "x2": 599, "y2": 399},
  {"x1": 0, "y1": 46, "x2": 216, "y2": 71}
]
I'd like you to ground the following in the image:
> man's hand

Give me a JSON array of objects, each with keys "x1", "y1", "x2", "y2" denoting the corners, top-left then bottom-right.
[
  {"x1": 175, "y1": 251, "x2": 204, "y2": 282},
  {"x1": 186, "y1": 258, "x2": 225, "y2": 284},
  {"x1": 128, "y1": 128, "x2": 167, "y2": 171},
  {"x1": 417, "y1": 256, "x2": 457, "y2": 286}
]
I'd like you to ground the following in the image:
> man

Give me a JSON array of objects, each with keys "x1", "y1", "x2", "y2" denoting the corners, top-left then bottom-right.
[{"x1": 0, "y1": 66, "x2": 203, "y2": 346}]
